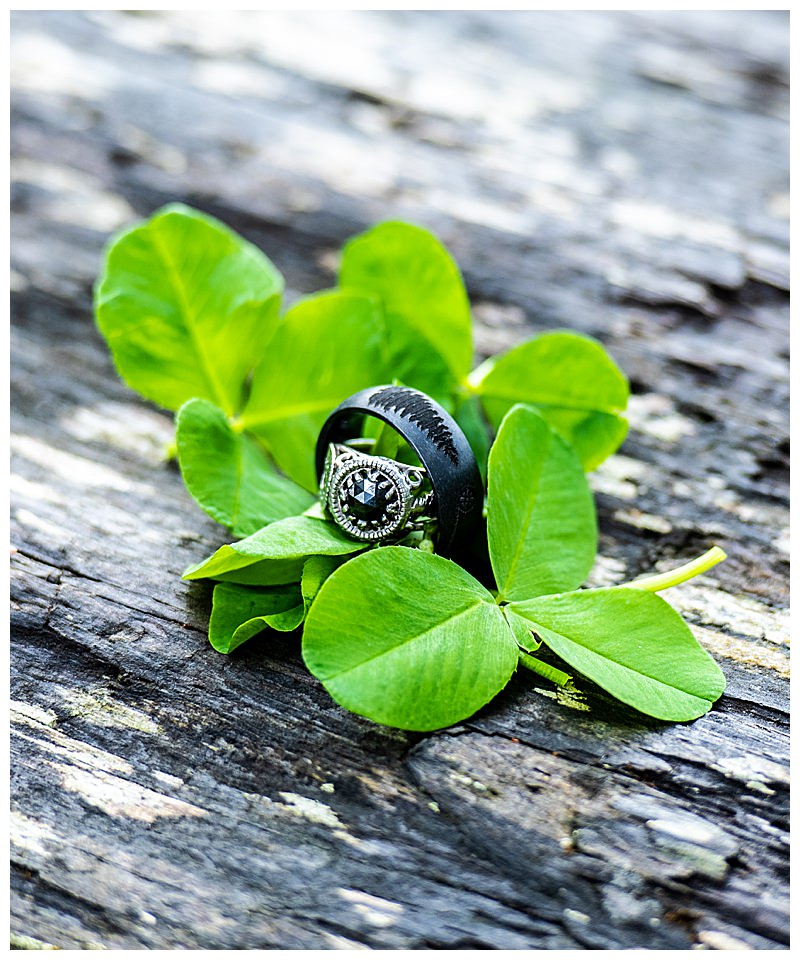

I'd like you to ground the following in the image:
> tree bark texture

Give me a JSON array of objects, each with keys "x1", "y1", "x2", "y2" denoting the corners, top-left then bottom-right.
[{"x1": 11, "y1": 10, "x2": 788, "y2": 950}]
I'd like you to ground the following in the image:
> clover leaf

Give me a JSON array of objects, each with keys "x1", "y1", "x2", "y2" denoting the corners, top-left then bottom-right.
[
  {"x1": 339, "y1": 220, "x2": 472, "y2": 401},
  {"x1": 176, "y1": 398, "x2": 315, "y2": 537},
  {"x1": 95, "y1": 204, "x2": 283, "y2": 416},
  {"x1": 470, "y1": 331, "x2": 629, "y2": 470},
  {"x1": 508, "y1": 588, "x2": 726, "y2": 721},
  {"x1": 488, "y1": 405, "x2": 597, "y2": 601},
  {"x1": 241, "y1": 290, "x2": 391, "y2": 491},
  {"x1": 209, "y1": 582, "x2": 305, "y2": 654},
  {"x1": 302, "y1": 548, "x2": 519, "y2": 731},
  {"x1": 300, "y1": 403, "x2": 725, "y2": 729},
  {"x1": 203, "y1": 545, "x2": 349, "y2": 657},
  {"x1": 183, "y1": 515, "x2": 363, "y2": 584}
]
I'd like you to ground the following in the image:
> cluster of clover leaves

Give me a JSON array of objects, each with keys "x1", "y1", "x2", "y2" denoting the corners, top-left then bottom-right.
[{"x1": 94, "y1": 203, "x2": 726, "y2": 732}]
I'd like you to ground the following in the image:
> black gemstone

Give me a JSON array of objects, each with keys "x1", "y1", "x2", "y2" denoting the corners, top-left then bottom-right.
[{"x1": 346, "y1": 473, "x2": 391, "y2": 523}]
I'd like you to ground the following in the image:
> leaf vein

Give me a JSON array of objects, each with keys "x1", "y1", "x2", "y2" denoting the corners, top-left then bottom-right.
[
  {"x1": 499, "y1": 436, "x2": 549, "y2": 599},
  {"x1": 324, "y1": 599, "x2": 490, "y2": 681},
  {"x1": 243, "y1": 397, "x2": 344, "y2": 429},
  {"x1": 149, "y1": 223, "x2": 229, "y2": 413}
]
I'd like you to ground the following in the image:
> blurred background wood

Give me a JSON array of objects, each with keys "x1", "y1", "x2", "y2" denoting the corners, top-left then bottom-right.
[{"x1": 11, "y1": 10, "x2": 788, "y2": 950}]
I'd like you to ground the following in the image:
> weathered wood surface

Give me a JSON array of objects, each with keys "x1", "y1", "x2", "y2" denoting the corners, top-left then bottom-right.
[{"x1": 11, "y1": 10, "x2": 789, "y2": 950}]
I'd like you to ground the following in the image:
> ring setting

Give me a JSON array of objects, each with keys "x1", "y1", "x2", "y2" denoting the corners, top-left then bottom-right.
[{"x1": 321, "y1": 444, "x2": 434, "y2": 543}]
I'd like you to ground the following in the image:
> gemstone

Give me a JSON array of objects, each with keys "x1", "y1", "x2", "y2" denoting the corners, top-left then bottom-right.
[{"x1": 345, "y1": 472, "x2": 392, "y2": 523}]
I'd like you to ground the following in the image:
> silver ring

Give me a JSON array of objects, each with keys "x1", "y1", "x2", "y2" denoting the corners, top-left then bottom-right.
[{"x1": 320, "y1": 443, "x2": 435, "y2": 543}]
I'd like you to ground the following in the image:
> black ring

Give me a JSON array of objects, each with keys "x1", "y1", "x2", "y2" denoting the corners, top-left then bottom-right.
[{"x1": 315, "y1": 385, "x2": 483, "y2": 558}]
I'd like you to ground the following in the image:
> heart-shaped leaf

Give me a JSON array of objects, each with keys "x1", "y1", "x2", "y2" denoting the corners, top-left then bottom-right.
[
  {"x1": 509, "y1": 588, "x2": 726, "y2": 721},
  {"x1": 241, "y1": 290, "x2": 390, "y2": 491},
  {"x1": 488, "y1": 405, "x2": 597, "y2": 602},
  {"x1": 471, "y1": 331, "x2": 629, "y2": 470},
  {"x1": 339, "y1": 221, "x2": 472, "y2": 398},
  {"x1": 209, "y1": 582, "x2": 305, "y2": 654},
  {"x1": 176, "y1": 398, "x2": 315, "y2": 537},
  {"x1": 183, "y1": 516, "x2": 362, "y2": 582},
  {"x1": 95, "y1": 203, "x2": 283, "y2": 415},
  {"x1": 302, "y1": 547, "x2": 518, "y2": 731}
]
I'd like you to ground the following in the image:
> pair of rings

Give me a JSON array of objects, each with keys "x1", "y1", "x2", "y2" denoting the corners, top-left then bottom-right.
[{"x1": 315, "y1": 385, "x2": 483, "y2": 558}]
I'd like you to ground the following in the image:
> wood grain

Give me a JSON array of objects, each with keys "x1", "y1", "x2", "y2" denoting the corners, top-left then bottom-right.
[{"x1": 11, "y1": 10, "x2": 788, "y2": 949}]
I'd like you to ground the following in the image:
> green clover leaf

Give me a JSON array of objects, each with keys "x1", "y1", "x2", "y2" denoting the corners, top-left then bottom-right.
[
  {"x1": 470, "y1": 330, "x2": 629, "y2": 470},
  {"x1": 176, "y1": 398, "x2": 315, "y2": 538},
  {"x1": 508, "y1": 588, "x2": 726, "y2": 722},
  {"x1": 339, "y1": 220, "x2": 472, "y2": 401},
  {"x1": 301, "y1": 406, "x2": 725, "y2": 727},
  {"x1": 241, "y1": 290, "x2": 391, "y2": 491},
  {"x1": 302, "y1": 547, "x2": 518, "y2": 732},
  {"x1": 487, "y1": 404, "x2": 597, "y2": 602},
  {"x1": 95, "y1": 203, "x2": 283, "y2": 416},
  {"x1": 209, "y1": 582, "x2": 305, "y2": 654},
  {"x1": 183, "y1": 515, "x2": 363, "y2": 585}
]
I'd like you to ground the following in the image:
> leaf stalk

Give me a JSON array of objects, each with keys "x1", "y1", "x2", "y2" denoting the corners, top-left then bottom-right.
[
  {"x1": 624, "y1": 546, "x2": 726, "y2": 592},
  {"x1": 517, "y1": 650, "x2": 574, "y2": 688}
]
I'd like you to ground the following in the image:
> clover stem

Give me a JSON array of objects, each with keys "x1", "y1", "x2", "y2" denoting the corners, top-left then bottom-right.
[
  {"x1": 518, "y1": 650, "x2": 573, "y2": 688},
  {"x1": 465, "y1": 359, "x2": 493, "y2": 391},
  {"x1": 456, "y1": 378, "x2": 478, "y2": 399},
  {"x1": 624, "y1": 546, "x2": 727, "y2": 593}
]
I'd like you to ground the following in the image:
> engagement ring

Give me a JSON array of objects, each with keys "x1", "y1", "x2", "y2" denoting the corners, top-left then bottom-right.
[
  {"x1": 316, "y1": 385, "x2": 483, "y2": 557},
  {"x1": 320, "y1": 445, "x2": 434, "y2": 543}
]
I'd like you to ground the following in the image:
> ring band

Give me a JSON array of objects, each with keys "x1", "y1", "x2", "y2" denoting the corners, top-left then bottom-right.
[{"x1": 315, "y1": 385, "x2": 483, "y2": 557}]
